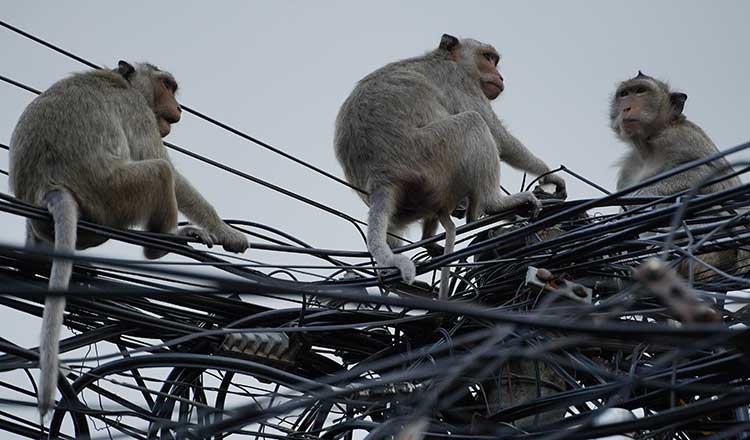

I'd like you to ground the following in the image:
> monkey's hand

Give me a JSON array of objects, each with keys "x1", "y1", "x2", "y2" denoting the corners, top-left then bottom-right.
[
  {"x1": 539, "y1": 174, "x2": 567, "y2": 200},
  {"x1": 514, "y1": 191, "x2": 543, "y2": 218},
  {"x1": 177, "y1": 225, "x2": 214, "y2": 248},
  {"x1": 213, "y1": 225, "x2": 250, "y2": 253}
]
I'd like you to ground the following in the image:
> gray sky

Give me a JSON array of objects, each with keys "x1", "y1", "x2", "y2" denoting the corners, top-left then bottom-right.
[{"x1": 0, "y1": 1, "x2": 748, "y2": 434}]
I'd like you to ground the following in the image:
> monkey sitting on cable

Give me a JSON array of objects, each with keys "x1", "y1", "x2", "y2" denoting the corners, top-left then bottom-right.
[
  {"x1": 610, "y1": 71, "x2": 745, "y2": 279},
  {"x1": 9, "y1": 61, "x2": 249, "y2": 419},
  {"x1": 334, "y1": 34, "x2": 566, "y2": 299},
  {"x1": 612, "y1": 71, "x2": 741, "y2": 196}
]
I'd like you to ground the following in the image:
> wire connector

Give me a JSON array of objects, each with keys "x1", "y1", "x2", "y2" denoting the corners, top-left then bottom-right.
[
  {"x1": 220, "y1": 332, "x2": 293, "y2": 362},
  {"x1": 526, "y1": 266, "x2": 592, "y2": 303}
]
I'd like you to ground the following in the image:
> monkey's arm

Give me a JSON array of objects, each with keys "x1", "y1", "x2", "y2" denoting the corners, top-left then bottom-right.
[
  {"x1": 173, "y1": 172, "x2": 249, "y2": 252},
  {"x1": 489, "y1": 123, "x2": 549, "y2": 174},
  {"x1": 487, "y1": 118, "x2": 566, "y2": 197}
]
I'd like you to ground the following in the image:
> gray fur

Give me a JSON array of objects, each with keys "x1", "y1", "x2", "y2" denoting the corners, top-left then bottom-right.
[
  {"x1": 9, "y1": 62, "x2": 248, "y2": 419},
  {"x1": 610, "y1": 72, "x2": 744, "y2": 279},
  {"x1": 611, "y1": 73, "x2": 740, "y2": 195},
  {"x1": 38, "y1": 189, "x2": 77, "y2": 421},
  {"x1": 334, "y1": 36, "x2": 563, "y2": 290}
]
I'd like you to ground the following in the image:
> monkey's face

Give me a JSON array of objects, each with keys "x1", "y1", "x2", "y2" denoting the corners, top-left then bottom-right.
[
  {"x1": 448, "y1": 38, "x2": 504, "y2": 100},
  {"x1": 473, "y1": 45, "x2": 503, "y2": 100},
  {"x1": 611, "y1": 74, "x2": 687, "y2": 141},
  {"x1": 466, "y1": 41, "x2": 505, "y2": 100},
  {"x1": 153, "y1": 73, "x2": 181, "y2": 138},
  {"x1": 611, "y1": 79, "x2": 662, "y2": 139}
]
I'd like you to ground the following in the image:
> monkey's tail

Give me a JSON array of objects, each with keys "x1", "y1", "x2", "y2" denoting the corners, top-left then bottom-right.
[
  {"x1": 367, "y1": 187, "x2": 416, "y2": 283},
  {"x1": 39, "y1": 188, "x2": 78, "y2": 423},
  {"x1": 438, "y1": 213, "x2": 456, "y2": 300}
]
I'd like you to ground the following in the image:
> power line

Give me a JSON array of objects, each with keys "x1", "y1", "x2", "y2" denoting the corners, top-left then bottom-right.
[
  {"x1": 0, "y1": 74, "x2": 372, "y2": 238},
  {"x1": 0, "y1": 19, "x2": 369, "y2": 196}
]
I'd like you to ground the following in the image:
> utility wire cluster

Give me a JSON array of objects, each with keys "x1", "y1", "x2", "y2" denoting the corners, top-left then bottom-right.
[{"x1": 1, "y1": 20, "x2": 750, "y2": 440}]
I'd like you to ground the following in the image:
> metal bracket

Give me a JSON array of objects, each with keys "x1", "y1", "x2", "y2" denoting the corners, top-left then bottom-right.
[{"x1": 525, "y1": 266, "x2": 592, "y2": 304}]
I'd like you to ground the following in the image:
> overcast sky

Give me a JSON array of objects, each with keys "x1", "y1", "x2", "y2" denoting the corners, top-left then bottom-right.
[{"x1": 1, "y1": 1, "x2": 749, "y2": 434}]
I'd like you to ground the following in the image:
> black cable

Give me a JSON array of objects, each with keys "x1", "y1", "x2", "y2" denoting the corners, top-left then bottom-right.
[{"x1": 0, "y1": 19, "x2": 368, "y2": 196}]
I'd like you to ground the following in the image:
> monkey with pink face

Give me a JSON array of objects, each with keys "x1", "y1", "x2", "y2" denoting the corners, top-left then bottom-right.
[{"x1": 335, "y1": 34, "x2": 566, "y2": 298}]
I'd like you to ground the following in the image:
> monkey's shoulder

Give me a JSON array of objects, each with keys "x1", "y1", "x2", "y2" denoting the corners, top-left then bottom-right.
[
  {"x1": 45, "y1": 70, "x2": 130, "y2": 95},
  {"x1": 29, "y1": 70, "x2": 149, "y2": 122},
  {"x1": 654, "y1": 119, "x2": 719, "y2": 158},
  {"x1": 359, "y1": 62, "x2": 433, "y2": 91}
]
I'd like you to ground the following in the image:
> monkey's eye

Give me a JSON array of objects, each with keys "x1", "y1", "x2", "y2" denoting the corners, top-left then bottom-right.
[
  {"x1": 618, "y1": 90, "x2": 629, "y2": 98},
  {"x1": 162, "y1": 78, "x2": 177, "y2": 93},
  {"x1": 483, "y1": 53, "x2": 496, "y2": 64}
]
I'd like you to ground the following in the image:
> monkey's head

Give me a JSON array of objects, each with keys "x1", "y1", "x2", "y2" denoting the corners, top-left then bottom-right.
[
  {"x1": 439, "y1": 34, "x2": 504, "y2": 100},
  {"x1": 115, "y1": 61, "x2": 182, "y2": 137},
  {"x1": 610, "y1": 71, "x2": 687, "y2": 141}
]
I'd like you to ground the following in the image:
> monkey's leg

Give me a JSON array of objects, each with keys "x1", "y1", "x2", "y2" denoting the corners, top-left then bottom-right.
[
  {"x1": 367, "y1": 186, "x2": 416, "y2": 283},
  {"x1": 106, "y1": 159, "x2": 178, "y2": 259},
  {"x1": 421, "y1": 217, "x2": 444, "y2": 257},
  {"x1": 39, "y1": 189, "x2": 79, "y2": 421},
  {"x1": 465, "y1": 198, "x2": 483, "y2": 224},
  {"x1": 463, "y1": 131, "x2": 542, "y2": 217},
  {"x1": 437, "y1": 213, "x2": 456, "y2": 300},
  {"x1": 416, "y1": 111, "x2": 541, "y2": 218}
]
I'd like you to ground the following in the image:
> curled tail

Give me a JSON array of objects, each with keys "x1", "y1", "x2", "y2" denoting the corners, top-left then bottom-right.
[
  {"x1": 367, "y1": 187, "x2": 416, "y2": 283},
  {"x1": 39, "y1": 189, "x2": 78, "y2": 421},
  {"x1": 438, "y1": 214, "x2": 456, "y2": 300}
]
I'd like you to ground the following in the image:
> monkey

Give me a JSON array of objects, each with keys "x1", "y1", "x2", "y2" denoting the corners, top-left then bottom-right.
[
  {"x1": 610, "y1": 71, "x2": 745, "y2": 279},
  {"x1": 334, "y1": 34, "x2": 566, "y2": 299},
  {"x1": 612, "y1": 71, "x2": 741, "y2": 196},
  {"x1": 8, "y1": 61, "x2": 250, "y2": 419}
]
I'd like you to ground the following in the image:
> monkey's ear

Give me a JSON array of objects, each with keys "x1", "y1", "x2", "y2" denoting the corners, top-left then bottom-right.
[
  {"x1": 439, "y1": 34, "x2": 459, "y2": 51},
  {"x1": 670, "y1": 92, "x2": 688, "y2": 114},
  {"x1": 114, "y1": 60, "x2": 135, "y2": 80}
]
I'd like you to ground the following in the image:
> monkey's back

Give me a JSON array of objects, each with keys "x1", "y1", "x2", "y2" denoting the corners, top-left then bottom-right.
[
  {"x1": 9, "y1": 70, "x2": 159, "y2": 215},
  {"x1": 334, "y1": 55, "x2": 455, "y2": 197}
]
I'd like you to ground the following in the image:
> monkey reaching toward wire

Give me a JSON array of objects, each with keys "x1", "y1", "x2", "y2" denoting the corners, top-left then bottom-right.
[
  {"x1": 9, "y1": 61, "x2": 249, "y2": 419},
  {"x1": 611, "y1": 71, "x2": 745, "y2": 278},
  {"x1": 335, "y1": 34, "x2": 566, "y2": 298}
]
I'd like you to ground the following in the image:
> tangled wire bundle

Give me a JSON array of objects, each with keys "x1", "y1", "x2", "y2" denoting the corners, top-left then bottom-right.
[
  {"x1": 1, "y1": 19, "x2": 750, "y2": 440},
  {"x1": 0, "y1": 145, "x2": 749, "y2": 439}
]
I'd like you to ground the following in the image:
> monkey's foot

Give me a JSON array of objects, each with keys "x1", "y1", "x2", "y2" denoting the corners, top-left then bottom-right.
[
  {"x1": 178, "y1": 225, "x2": 214, "y2": 248},
  {"x1": 381, "y1": 255, "x2": 416, "y2": 284}
]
